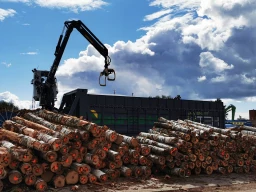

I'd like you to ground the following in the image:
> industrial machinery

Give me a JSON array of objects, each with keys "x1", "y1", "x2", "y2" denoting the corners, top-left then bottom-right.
[
  {"x1": 31, "y1": 20, "x2": 116, "y2": 111},
  {"x1": 225, "y1": 104, "x2": 236, "y2": 120}
]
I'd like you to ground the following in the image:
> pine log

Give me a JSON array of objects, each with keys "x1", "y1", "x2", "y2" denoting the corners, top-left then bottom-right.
[
  {"x1": 52, "y1": 175, "x2": 65, "y2": 188},
  {"x1": 105, "y1": 130, "x2": 117, "y2": 142},
  {"x1": 91, "y1": 169, "x2": 108, "y2": 182},
  {"x1": 85, "y1": 153, "x2": 99, "y2": 165},
  {"x1": 122, "y1": 135, "x2": 139, "y2": 147},
  {"x1": 87, "y1": 173, "x2": 97, "y2": 183},
  {"x1": 79, "y1": 174, "x2": 88, "y2": 184},
  {"x1": 34, "y1": 178, "x2": 47, "y2": 191},
  {"x1": 0, "y1": 129, "x2": 50, "y2": 152},
  {"x1": 114, "y1": 134, "x2": 124, "y2": 145},
  {"x1": 20, "y1": 162, "x2": 32, "y2": 175},
  {"x1": 71, "y1": 163, "x2": 91, "y2": 175},
  {"x1": 24, "y1": 173, "x2": 36, "y2": 186},
  {"x1": 41, "y1": 170, "x2": 54, "y2": 183},
  {"x1": 12, "y1": 116, "x2": 69, "y2": 144},
  {"x1": 64, "y1": 169, "x2": 79, "y2": 185},
  {"x1": 8, "y1": 170, "x2": 23, "y2": 184}
]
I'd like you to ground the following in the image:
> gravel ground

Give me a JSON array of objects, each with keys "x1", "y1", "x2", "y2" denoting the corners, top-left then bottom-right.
[{"x1": 6, "y1": 173, "x2": 256, "y2": 192}]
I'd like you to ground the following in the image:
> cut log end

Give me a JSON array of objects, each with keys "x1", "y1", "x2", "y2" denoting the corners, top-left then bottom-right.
[
  {"x1": 35, "y1": 178, "x2": 48, "y2": 191},
  {"x1": 53, "y1": 175, "x2": 65, "y2": 188}
]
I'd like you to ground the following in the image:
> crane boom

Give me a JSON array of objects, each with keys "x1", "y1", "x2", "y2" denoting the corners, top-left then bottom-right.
[{"x1": 31, "y1": 20, "x2": 115, "y2": 111}]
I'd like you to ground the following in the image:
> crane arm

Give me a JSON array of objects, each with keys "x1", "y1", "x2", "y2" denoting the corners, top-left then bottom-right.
[
  {"x1": 225, "y1": 104, "x2": 236, "y2": 120},
  {"x1": 34, "y1": 20, "x2": 116, "y2": 111},
  {"x1": 47, "y1": 20, "x2": 115, "y2": 87}
]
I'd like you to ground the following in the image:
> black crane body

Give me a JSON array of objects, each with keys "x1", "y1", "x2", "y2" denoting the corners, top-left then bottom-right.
[{"x1": 31, "y1": 20, "x2": 115, "y2": 111}]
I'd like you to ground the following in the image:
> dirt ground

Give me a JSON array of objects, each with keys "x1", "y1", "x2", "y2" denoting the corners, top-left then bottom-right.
[{"x1": 25, "y1": 173, "x2": 256, "y2": 192}]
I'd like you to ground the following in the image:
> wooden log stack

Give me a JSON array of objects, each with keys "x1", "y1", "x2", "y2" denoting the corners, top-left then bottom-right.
[
  {"x1": 136, "y1": 117, "x2": 256, "y2": 177},
  {"x1": 0, "y1": 109, "x2": 151, "y2": 191},
  {"x1": 1, "y1": 110, "x2": 256, "y2": 191}
]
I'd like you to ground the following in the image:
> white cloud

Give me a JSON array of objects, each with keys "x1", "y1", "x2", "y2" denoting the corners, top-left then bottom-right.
[
  {"x1": 20, "y1": 52, "x2": 38, "y2": 55},
  {"x1": 144, "y1": 9, "x2": 172, "y2": 21},
  {"x1": 199, "y1": 52, "x2": 234, "y2": 73},
  {"x1": 22, "y1": 23, "x2": 30, "y2": 26},
  {"x1": 0, "y1": 92, "x2": 32, "y2": 110},
  {"x1": 210, "y1": 75, "x2": 226, "y2": 83},
  {"x1": 241, "y1": 74, "x2": 256, "y2": 84},
  {"x1": 3, "y1": 0, "x2": 108, "y2": 12},
  {"x1": 1, "y1": 62, "x2": 11, "y2": 68},
  {"x1": 0, "y1": 8, "x2": 16, "y2": 21},
  {"x1": 197, "y1": 76, "x2": 206, "y2": 82},
  {"x1": 149, "y1": 0, "x2": 201, "y2": 10}
]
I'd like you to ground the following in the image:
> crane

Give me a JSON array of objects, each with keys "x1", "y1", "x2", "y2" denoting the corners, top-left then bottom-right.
[
  {"x1": 31, "y1": 20, "x2": 116, "y2": 111},
  {"x1": 225, "y1": 104, "x2": 236, "y2": 120}
]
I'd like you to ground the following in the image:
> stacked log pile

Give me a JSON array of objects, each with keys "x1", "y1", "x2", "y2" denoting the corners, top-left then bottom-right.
[
  {"x1": 136, "y1": 117, "x2": 256, "y2": 177},
  {"x1": 1, "y1": 110, "x2": 256, "y2": 191},
  {"x1": 0, "y1": 109, "x2": 152, "y2": 191}
]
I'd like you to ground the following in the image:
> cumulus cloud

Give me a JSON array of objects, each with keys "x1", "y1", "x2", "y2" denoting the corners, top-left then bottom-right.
[
  {"x1": 20, "y1": 52, "x2": 38, "y2": 55},
  {"x1": 197, "y1": 76, "x2": 206, "y2": 82},
  {"x1": 3, "y1": 0, "x2": 253, "y2": 108},
  {"x1": 199, "y1": 52, "x2": 234, "y2": 73},
  {"x1": 0, "y1": 8, "x2": 16, "y2": 21},
  {"x1": 1, "y1": 62, "x2": 11, "y2": 68},
  {"x1": 3, "y1": 0, "x2": 108, "y2": 12},
  {"x1": 0, "y1": 92, "x2": 32, "y2": 110},
  {"x1": 53, "y1": 0, "x2": 256, "y2": 101}
]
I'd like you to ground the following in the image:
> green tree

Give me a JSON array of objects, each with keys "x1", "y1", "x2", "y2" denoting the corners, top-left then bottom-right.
[{"x1": 0, "y1": 100, "x2": 19, "y2": 112}]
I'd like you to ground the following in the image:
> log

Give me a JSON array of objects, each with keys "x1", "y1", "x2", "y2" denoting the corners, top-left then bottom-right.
[
  {"x1": 0, "y1": 141, "x2": 33, "y2": 162},
  {"x1": 0, "y1": 147, "x2": 11, "y2": 167},
  {"x1": 52, "y1": 175, "x2": 65, "y2": 188},
  {"x1": 71, "y1": 163, "x2": 91, "y2": 175},
  {"x1": 107, "y1": 150, "x2": 121, "y2": 162},
  {"x1": 87, "y1": 173, "x2": 97, "y2": 183},
  {"x1": 9, "y1": 160, "x2": 20, "y2": 170},
  {"x1": 140, "y1": 144, "x2": 151, "y2": 156},
  {"x1": 91, "y1": 169, "x2": 108, "y2": 182},
  {"x1": 141, "y1": 166, "x2": 151, "y2": 177},
  {"x1": 34, "y1": 178, "x2": 47, "y2": 191},
  {"x1": 127, "y1": 165, "x2": 143, "y2": 177},
  {"x1": 122, "y1": 135, "x2": 139, "y2": 147},
  {"x1": 3, "y1": 120, "x2": 63, "y2": 151},
  {"x1": 50, "y1": 162, "x2": 62, "y2": 173},
  {"x1": 32, "y1": 164, "x2": 43, "y2": 176},
  {"x1": 114, "y1": 134, "x2": 124, "y2": 145},
  {"x1": 79, "y1": 174, "x2": 88, "y2": 184},
  {"x1": 12, "y1": 116, "x2": 69, "y2": 144},
  {"x1": 24, "y1": 173, "x2": 36, "y2": 186},
  {"x1": 105, "y1": 130, "x2": 117, "y2": 142},
  {"x1": 20, "y1": 163, "x2": 32, "y2": 175},
  {"x1": 64, "y1": 169, "x2": 79, "y2": 185},
  {"x1": 59, "y1": 154, "x2": 73, "y2": 167},
  {"x1": 41, "y1": 151, "x2": 57, "y2": 162},
  {"x1": 0, "y1": 129, "x2": 50, "y2": 152},
  {"x1": 85, "y1": 153, "x2": 99, "y2": 165},
  {"x1": 41, "y1": 170, "x2": 54, "y2": 183},
  {"x1": 8, "y1": 170, "x2": 23, "y2": 184}
]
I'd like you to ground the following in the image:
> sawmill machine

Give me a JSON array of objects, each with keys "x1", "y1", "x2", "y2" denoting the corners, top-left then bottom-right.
[{"x1": 31, "y1": 20, "x2": 116, "y2": 111}]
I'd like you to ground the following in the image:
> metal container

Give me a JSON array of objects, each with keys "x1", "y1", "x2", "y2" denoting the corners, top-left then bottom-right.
[{"x1": 59, "y1": 89, "x2": 225, "y2": 136}]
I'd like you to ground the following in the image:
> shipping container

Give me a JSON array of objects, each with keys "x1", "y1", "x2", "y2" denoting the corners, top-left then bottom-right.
[{"x1": 59, "y1": 89, "x2": 225, "y2": 136}]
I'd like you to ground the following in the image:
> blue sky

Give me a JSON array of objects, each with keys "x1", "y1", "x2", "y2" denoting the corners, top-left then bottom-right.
[{"x1": 0, "y1": 0, "x2": 256, "y2": 120}]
